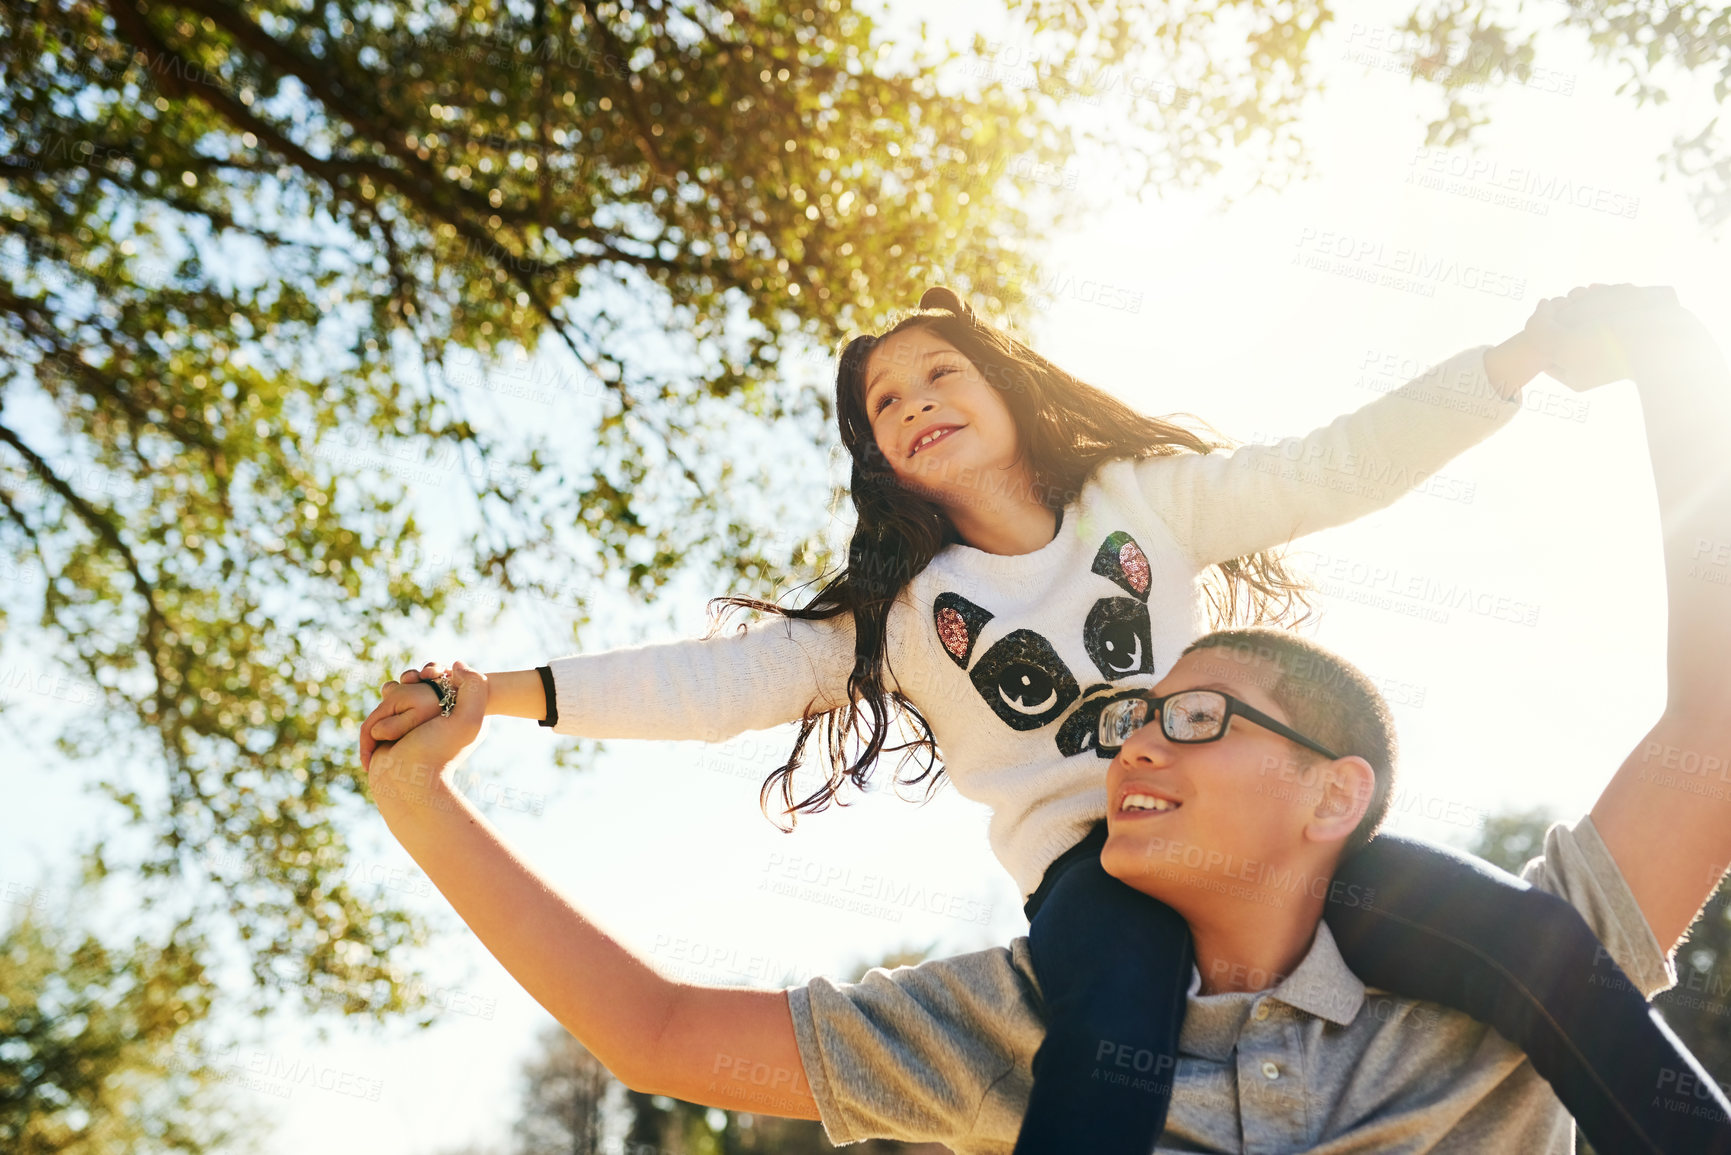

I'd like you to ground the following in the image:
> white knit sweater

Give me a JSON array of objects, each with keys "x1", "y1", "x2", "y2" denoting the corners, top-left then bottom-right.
[{"x1": 547, "y1": 346, "x2": 1521, "y2": 897}]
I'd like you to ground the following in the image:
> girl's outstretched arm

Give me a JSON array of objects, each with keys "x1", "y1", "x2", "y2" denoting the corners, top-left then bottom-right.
[
  {"x1": 364, "y1": 662, "x2": 822, "y2": 1117},
  {"x1": 362, "y1": 608, "x2": 863, "y2": 766},
  {"x1": 1134, "y1": 298, "x2": 1571, "y2": 571}
]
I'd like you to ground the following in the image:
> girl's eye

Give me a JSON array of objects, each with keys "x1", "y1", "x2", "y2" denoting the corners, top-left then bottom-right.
[{"x1": 872, "y1": 367, "x2": 953, "y2": 416}]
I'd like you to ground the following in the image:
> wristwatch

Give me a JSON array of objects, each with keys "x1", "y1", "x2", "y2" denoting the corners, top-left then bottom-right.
[{"x1": 535, "y1": 665, "x2": 558, "y2": 728}]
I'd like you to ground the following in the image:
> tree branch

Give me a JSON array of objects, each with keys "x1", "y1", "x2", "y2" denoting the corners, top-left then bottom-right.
[{"x1": 0, "y1": 421, "x2": 173, "y2": 723}]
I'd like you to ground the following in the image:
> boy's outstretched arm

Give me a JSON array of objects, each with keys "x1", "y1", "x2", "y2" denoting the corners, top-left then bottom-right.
[
  {"x1": 363, "y1": 662, "x2": 821, "y2": 1118},
  {"x1": 1579, "y1": 291, "x2": 1731, "y2": 951}
]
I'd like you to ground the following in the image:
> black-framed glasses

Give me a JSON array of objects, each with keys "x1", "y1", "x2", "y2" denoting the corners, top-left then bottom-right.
[{"x1": 1097, "y1": 689, "x2": 1342, "y2": 761}]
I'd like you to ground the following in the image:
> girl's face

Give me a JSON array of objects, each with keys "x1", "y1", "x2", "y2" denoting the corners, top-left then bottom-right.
[{"x1": 860, "y1": 326, "x2": 1027, "y2": 509}]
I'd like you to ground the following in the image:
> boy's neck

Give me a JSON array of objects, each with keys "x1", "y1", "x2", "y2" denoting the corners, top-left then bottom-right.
[{"x1": 1172, "y1": 879, "x2": 1332, "y2": 995}]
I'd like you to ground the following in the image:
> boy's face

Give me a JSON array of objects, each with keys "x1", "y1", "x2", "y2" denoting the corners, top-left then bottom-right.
[{"x1": 1100, "y1": 649, "x2": 1353, "y2": 911}]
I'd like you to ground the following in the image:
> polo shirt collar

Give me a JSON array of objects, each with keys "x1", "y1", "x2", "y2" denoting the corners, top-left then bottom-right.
[
  {"x1": 1266, "y1": 921, "x2": 1365, "y2": 1026},
  {"x1": 1181, "y1": 919, "x2": 1366, "y2": 1061}
]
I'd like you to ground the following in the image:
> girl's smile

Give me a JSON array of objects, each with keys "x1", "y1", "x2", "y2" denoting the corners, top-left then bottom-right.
[{"x1": 908, "y1": 422, "x2": 966, "y2": 457}]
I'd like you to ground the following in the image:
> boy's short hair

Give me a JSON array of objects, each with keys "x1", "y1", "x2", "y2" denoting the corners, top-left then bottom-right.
[{"x1": 1180, "y1": 627, "x2": 1398, "y2": 855}]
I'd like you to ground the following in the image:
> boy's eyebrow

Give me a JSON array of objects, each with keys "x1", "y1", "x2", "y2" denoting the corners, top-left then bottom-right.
[
  {"x1": 866, "y1": 349, "x2": 946, "y2": 398},
  {"x1": 1157, "y1": 681, "x2": 1242, "y2": 696}
]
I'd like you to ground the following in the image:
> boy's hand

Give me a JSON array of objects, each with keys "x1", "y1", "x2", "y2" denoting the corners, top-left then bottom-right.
[
  {"x1": 1544, "y1": 283, "x2": 1699, "y2": 391},
  {"x1": 360, "y1": 661, "x2": 451, "y2": 774}
]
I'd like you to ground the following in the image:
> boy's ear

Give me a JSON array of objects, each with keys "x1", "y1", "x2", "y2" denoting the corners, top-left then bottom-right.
[{"x1": 1305, "y1": 756, "x2": 1377, "y2": 844}]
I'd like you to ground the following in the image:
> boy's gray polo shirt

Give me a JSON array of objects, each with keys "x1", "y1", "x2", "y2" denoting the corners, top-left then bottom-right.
[{"x1": 786, "y1": 816, "x2": 1678, "y2": 1154}]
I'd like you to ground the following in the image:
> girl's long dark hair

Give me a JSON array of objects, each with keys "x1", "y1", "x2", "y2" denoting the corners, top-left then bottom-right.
[{"x1": 714, "y1": 288, "x2": 1320, "y2": 829}]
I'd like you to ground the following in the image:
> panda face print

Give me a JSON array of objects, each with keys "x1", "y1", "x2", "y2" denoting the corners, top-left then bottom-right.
[
  {"x1": 1087, "y1": 597, "x2": 1150, "y2": 680},
  {"x1": 963, "y1": 628, "x2": 1080, "y2": 731},
  {"x1": 934, "y1": 532, "x2": 1154, "y2": 753}
]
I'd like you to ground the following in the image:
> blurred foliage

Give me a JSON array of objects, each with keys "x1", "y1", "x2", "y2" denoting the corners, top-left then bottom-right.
[
  {"x1": 1393, "y1": 0, "x2": 1731, "y2": 229},
  {"x1": 0, "y1": 0, "x2": 1091, "y2": 1023},
  {"x1": 0, "y1": 887, "x2": 258, "y2": 1155},
  {"x1": 0, "y1": 0, "x2": 1725, "y2": 1038},
  {"x1": 1467, "y1": 805, "x2": 1557, "y2": 874}
]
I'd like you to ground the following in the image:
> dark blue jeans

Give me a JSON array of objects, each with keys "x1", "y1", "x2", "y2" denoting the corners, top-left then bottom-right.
[{"x1": 1013, "y1": 823, "x2": 1731, "y2": 1155}]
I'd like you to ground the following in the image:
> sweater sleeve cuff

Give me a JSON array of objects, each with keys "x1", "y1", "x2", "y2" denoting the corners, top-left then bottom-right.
[{"x1": 545, "y1": 653, "x2": 596, "y2": 738}]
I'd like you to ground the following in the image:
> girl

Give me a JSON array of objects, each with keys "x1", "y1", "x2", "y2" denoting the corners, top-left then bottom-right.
[{"x1": 365, "y1": 286, "x2": 1717, "y2": 1154}]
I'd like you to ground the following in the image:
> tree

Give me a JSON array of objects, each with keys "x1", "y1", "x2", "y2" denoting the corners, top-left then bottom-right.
[
  {"x1": 1, "y1": 0, "x2": 1093, "y2": 1022},
  {"x1": 1655, "y1": 871, "x2": 1731, "y2": 1082},
  {"x1": 0, "y1": 880, "x2": 258, "y2": 1155},
  {"x1": 1010, "y1": 0, "x2": 1731, "y2": 231},
  {"x1": 513, "y1": 1024, "x2": 615, "y2": 1155},
  {"x1": 4, "y1": 0, "x2": 1726, "y2": 1032},
  {"x1": 1395, "y1": 0, "x2": 1731, "y2": 230},
  {"x1": 1466, "y1": 805, "x2": 1557, "y2": 874}
]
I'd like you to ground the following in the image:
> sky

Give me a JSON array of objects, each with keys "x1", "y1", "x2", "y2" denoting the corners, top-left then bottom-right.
[{"x1": 5, "y1": 0, "x2": 1731, "y2": 1151}]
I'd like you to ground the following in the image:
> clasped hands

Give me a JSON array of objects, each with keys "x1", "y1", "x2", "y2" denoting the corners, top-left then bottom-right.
[
  {"x1": 361, "y1": 660, "x2": 488, "y2": 780},
  {"x1": 1520, "y1": 283, "x2": 1706, "y2": 392}
]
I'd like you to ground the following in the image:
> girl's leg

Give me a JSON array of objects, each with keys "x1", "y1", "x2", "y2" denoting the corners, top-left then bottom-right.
[
  {"x1": 1014, "y1": 822, "x2": 1193, "y2": 1155},
  {"x1": 1327, "y1": 833, "x2": 1731, "y2": 1155}
]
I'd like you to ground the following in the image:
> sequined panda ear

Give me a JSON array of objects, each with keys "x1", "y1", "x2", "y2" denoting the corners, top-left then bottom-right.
[
  {"x1": 1091, "y1": 532, "x2": 1151, "y2": 602},
  {"x1": 933, "y1": 592, "x2": 993, "y2": 667}
]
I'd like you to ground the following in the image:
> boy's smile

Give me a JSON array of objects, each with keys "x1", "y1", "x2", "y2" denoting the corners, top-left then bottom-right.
[{"x1": 1117, "y1": 786, "x2": 1183, "y2": 817}]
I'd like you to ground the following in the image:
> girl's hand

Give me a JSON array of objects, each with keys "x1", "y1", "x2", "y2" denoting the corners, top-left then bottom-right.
[
  {"x1": 360, "y1": 661, "x2": 451, "y2": 774},
  {"x1": 1544, "y1": 283, "x2": 1692, "y2": 391},
  {"x1": 364, "y1": 661, "x2": 490, "y2": 786},
  {"x1": 1488, "y1": 287, "x2": 1618, "y2": 396}
]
